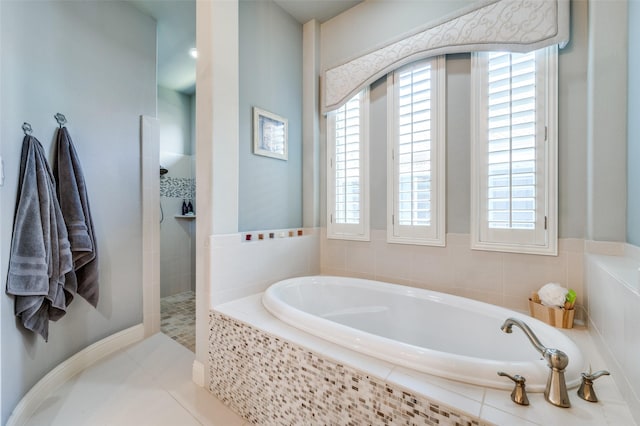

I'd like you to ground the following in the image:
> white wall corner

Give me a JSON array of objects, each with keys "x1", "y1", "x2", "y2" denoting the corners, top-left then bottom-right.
[
  {"x1": 195, "y1": 0, "x2": 240, "y2": 381},
  {"x1": 192, "y1": 359, "x2": 206, "y2": 388},
  {"x1": 0, "y1": 1, "x2": 4, "y2": 416},
  {"x1": 141, "y1": 115, "x2": 161, "y2": 337},
  {"x1": 211, "y1": 0, "x2": 239, "y2": 235},
  {"x1": 302, "y1": 19, "x2": 321, "y2": 228}
]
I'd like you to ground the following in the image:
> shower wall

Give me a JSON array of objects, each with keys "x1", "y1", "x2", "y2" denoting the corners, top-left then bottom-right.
[
  {"x1": 159, "y1": 86, "x2": 195, "y2": 297},
  {"x1": 160, "y1": 154, "x2": 195, "y2": 296}
]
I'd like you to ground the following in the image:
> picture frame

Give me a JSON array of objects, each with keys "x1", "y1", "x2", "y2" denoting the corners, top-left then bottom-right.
[{"x1": 253, "y1": 107, "x2": 288, "y2": 161}]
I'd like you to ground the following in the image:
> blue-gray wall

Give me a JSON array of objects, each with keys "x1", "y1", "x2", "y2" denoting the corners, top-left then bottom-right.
[
  {"x1": 239, "y1": 0, "x2": 302, "y2": 231},
  {"x1": 158, "y1": 86, "x2": 193, "y2": 155},
  {"x1": 0, "y1": 2, "x2": 156, "y2": 422},
  {"x1": 628, "y1": 0, "x2": 640, "y2": 246}
]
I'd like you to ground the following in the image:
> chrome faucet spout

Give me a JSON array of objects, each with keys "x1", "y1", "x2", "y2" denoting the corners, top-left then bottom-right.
[
  {"x1": 500, "y1": 317, "x2": 571, "y2": 408},
  {"x1": 500, "y1": 318, "x2": 546, "y2": 355}
]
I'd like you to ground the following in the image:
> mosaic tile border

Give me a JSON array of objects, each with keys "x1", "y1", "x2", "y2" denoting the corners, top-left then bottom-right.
[
  {"x1": 160, "y1": 176, "x2": 195, "y2": 199},
  {"x1": 209, "y1": 311, "x2": 489, "y2": 426}
]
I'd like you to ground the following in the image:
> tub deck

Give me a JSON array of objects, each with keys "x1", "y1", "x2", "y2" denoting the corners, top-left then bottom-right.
[{"x1": 213, "y1": 293, "x2": 635, "y2": 425}]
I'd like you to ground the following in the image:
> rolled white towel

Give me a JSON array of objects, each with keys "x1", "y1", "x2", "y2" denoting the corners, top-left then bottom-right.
[{"x1": 538, "y1": 282, "x2": 568, "y2": 308}]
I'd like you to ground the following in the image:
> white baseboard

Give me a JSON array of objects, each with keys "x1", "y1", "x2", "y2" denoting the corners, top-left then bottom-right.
[
  {"x1": 6, "y1": 324, "x2": 145, "y2": 426},
  {"x1": 192, "y1": 359, "x2": 205, "y2": 387}
]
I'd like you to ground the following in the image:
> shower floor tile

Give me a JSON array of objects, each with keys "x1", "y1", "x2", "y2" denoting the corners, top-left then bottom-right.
[{"x1": 161, "y1": 290, "x2": 195, "y2": 352}]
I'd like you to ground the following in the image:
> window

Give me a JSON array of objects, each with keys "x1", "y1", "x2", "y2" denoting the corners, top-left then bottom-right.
[
  {"x1": 327, "y1": 89, "x2": 370, "y2": 240},
  {"x1": 387, "y1": 57, "x2": 446, "y2": 246},
  {"x1": 471, "y1": 46, "x2": 557, "y2": 255}
]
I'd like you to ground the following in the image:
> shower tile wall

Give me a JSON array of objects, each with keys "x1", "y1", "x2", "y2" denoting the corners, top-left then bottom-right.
[{"x1": 160, "y1": 152, "x2": 195, "y2": 297}]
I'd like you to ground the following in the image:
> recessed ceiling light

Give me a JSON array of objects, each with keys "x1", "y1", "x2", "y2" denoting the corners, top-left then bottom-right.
[{"x1": 189, "y1": 48, "x2": 198, "y2": 59}]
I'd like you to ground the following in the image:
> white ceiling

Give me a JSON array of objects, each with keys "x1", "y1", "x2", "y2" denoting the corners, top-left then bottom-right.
[
  {"x1": 128, "y1": 0, "x2": 361, "y2": 94},
  {"x1": 274, "y1": 0, "x2": 362, "y2": 24},
  {"x1": 129, "y1": 0, "x2": 197, "y2": 94}
]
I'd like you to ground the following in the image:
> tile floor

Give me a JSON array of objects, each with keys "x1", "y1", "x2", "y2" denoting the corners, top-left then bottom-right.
[
  {"x1": 26, "y1": 333, "x2": 246, "y2": 426},
  {"x1": 161, "y1": 290, "x2": 195, "y2": 352}
]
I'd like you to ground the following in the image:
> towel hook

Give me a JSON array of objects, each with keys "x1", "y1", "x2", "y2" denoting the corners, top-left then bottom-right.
[
  {"x1": 54, "y1": 113, "x2": 67, "y2": 128},
  {"x1": 22, "y1": 122, "x2": 33, "y2": 136}
]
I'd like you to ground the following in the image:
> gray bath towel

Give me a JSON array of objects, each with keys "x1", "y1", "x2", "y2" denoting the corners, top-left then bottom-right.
[
  {"x1": 54, "y1": 127, "x2": 99, "y2": 307},
  {"x1": 7, "y1": 135, "x2": 74, "y2": 340}
]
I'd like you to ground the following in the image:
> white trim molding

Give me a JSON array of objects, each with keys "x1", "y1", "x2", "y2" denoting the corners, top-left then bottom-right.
[
  {"x1": 6, "y1": 324, "x2": 145, "y2": 426},
  {"x1": 326, "y1": 89, "x2": 371, "y2": 242},
  {"x1": 386, "y1": 57, "x2": 446, "y2": 247},
  {"x1": 192, "y1": 359, "x2": 205, "y2": 387},
  {"x1": 322, "y1": 0, "x2": 569, "y2": 113},
  {"x1": 470, "y1": 46, "x2": 558, "y2": 256},
  {"x1": 140, "y1": 115, "x2": 161, "y2": 337}
]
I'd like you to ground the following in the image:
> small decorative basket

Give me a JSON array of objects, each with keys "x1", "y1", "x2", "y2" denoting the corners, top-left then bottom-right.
[{"x1": 528, "y1": 292, "x2": 575, "y2": 329}]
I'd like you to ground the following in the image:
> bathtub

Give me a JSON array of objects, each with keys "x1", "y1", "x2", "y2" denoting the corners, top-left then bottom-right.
[{"x1": 262, "y1": 275, "x2": 585, "y2": 392}]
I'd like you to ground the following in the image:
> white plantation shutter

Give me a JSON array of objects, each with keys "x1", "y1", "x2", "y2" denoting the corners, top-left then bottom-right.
[
  {"x1": 471, "y1": 47, "x2": 557, "y2": 255},
  {"x1": 398, "y1": 62, "x2": 432, "y2": 226},
  {"x1": 387, "y1": 57, "x2": 445, "y2": 246},
  {"x1": 334, "y1": 94, "x2": 361, "y2": 224},
  {"x1": 486, "y1": 51, "x2": 537, "y2": 230},
  {"x1": 327, "y1": 90, "x2": 370, "y2": 240}
]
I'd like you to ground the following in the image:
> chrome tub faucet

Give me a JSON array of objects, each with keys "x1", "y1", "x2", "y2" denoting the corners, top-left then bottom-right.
[{"x1": 501, "y1": 317, "x2": 571, "y2": 408}]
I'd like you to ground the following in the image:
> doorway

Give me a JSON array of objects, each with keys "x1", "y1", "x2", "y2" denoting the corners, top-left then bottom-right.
[
  {"x1": 158, "y1": 93, "x2": 196, "y2": 352},
  {"x1": 132, "y1": 0, "x2": 196, "y2": 352}
]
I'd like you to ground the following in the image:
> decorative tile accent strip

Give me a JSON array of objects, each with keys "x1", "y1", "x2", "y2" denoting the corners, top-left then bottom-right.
[
  {"x1": 160, "y1": 176, "x2": 195, "y2": 199},
  {"x1": 209, "y1": 312, "x2": 489, "y2": 425}
]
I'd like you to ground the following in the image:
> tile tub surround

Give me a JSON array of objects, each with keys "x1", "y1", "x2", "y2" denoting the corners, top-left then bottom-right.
[
  {"x1": 209, "y1": 311, "x2": 486, "y2": 426},
  {"x1": 585, "y1": 245, "x2": 640, "y2": 424},
  {"x1": 209, "y1": 230, "x2": 320, "y2": 306},
  {"x1": 210, "y1": 294, "x2": 636, "y2": 425},
  {"x1": 321, "y1": 231, "x2": 585, "y2": 319}
]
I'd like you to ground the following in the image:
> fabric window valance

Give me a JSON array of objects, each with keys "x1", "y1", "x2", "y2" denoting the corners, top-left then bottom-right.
[{"x1": 322, "y1": 0, "x2": 569, "y2": 113}]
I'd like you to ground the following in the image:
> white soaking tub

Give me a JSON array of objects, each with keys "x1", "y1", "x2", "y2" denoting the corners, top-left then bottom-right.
[{"x1": 262, "y1": 275, "x2": 585, "y2": 392}]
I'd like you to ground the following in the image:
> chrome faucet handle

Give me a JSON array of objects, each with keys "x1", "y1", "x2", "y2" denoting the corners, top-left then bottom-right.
[
  {"x1": 498, "y1": 371, "x2": 530, "y2": 406},
  {"x1": 578, "y1": 370, "x2": 610, "y2": 402}
]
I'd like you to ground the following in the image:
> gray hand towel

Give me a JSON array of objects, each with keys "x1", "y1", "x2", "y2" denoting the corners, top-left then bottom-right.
[
  {"x1": 54, "y1": 127, "x2": 99, "y2": 307},
  {"x1": 6, "y1": 136, "x2": 74, "y2": 340}
]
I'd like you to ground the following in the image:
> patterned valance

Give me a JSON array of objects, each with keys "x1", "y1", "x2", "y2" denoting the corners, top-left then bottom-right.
[{"x1": 322, "y1": 0, "x2": 569, "y2": 113}]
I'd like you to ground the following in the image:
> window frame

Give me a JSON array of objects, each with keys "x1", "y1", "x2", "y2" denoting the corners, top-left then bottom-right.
[
  {"x1": 326, "y1": 88, "x2": 370, "y2": 241},
  {"x1": 386, "y1": 56, "x2": 446, "y2": 247},
  {"x1": 470, "y1": 46, "x2": 558, "y2": 256}
]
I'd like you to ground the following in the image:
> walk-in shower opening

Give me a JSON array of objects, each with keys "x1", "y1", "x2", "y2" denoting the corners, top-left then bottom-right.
[
  {"x1": 159, "y1": 137, "x2": 196, "y2": 352},
  {"x1": 161, "y1": 290, "x2": 195, "y2": 352}
]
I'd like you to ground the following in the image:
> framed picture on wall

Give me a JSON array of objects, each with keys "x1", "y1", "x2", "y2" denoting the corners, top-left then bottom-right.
[{"x1": 253, "y1": 107, "x2": 288, "y2": 161}]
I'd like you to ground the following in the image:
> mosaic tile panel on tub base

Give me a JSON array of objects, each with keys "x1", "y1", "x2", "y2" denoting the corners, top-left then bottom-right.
[{"x1": 209, "y1": 311, "x2": 488, "y2": 425}]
